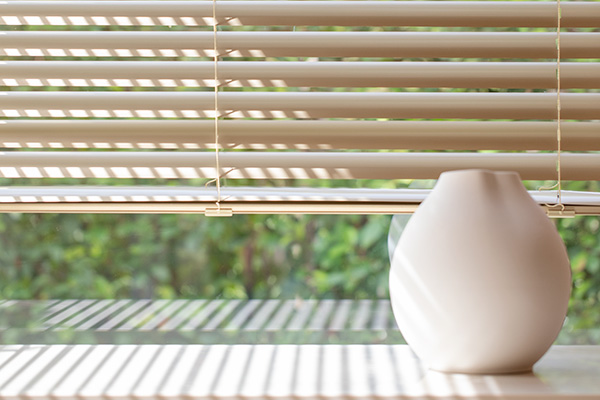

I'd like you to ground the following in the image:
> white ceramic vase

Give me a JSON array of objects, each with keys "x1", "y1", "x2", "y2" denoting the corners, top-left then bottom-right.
[{"x1": 389, "y1": 169, "x2": 571, "y2": 374}]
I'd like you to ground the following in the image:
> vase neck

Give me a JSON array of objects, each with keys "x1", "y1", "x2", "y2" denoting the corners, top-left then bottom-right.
[{"x1": 433, "y1": 169, "x2": 530, "y2": 204}]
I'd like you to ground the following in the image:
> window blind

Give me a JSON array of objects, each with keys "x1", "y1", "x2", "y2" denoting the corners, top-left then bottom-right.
[{"x1": 0, "y1": 0, "x2": 599, "y2": 215}]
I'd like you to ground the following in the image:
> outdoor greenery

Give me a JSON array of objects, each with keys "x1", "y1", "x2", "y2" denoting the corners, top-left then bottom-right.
[
  {"x1": 557, "y1": 181, "x2": 600, "y2": 333},
  {"x1": 0, "y1": 210, "x2": 390, "y2": 301}
]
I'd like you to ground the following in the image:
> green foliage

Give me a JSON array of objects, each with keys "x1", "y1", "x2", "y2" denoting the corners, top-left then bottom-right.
[
  {"x1": 0, "y1": 212, "x2": 390, "y2": 301},
  {"x1": 553, "y1": 182, "x2": 600, "y2": 332}
]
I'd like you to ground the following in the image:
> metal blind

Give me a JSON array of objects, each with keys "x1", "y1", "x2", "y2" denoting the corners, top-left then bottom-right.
[{"x1": 1, "y1": 1, "x2": 599, "y2": 214}]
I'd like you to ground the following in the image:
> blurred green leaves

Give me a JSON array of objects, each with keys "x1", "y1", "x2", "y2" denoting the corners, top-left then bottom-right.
[{"x1": 0, "y1": 212, "x2": 390, "y2": 301}]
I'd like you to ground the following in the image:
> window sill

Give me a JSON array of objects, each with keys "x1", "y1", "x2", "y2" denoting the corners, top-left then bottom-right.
[{"x1": 0, "y1": 344, "x2": 598, "y2": 399}]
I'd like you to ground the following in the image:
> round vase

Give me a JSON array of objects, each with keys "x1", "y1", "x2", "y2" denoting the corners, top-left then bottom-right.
[{"x1": 389, "y1": 169, "x2": 571, "y2": 374}]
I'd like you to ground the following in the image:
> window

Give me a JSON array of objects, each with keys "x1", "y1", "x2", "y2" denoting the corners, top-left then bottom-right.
[{"x1": 0, "y1": 0, "x2": 599, "y2": 397}]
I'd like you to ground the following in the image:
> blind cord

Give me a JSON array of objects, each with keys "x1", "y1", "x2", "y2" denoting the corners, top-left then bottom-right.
[
  {"x1": 207, "y1": 0, "x2": 222, "y2": 210},
  {"x1": 204, "y1": 2, "x2": 236, "y2": 216},
  {"x1": 540, "y1": 0, "x2": 565, "y2": 214},
  {"x1": 556, "y1": 0, "x2": 563, "y2": 207}
]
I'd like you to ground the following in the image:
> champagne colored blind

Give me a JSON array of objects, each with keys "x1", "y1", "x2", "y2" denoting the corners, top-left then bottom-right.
[
  {"x1": 0, "y1": 0, "x2": 599, "y2": 215},
  {"x1": 1, "y1": 1, "x2": 598, "y2": 27}
]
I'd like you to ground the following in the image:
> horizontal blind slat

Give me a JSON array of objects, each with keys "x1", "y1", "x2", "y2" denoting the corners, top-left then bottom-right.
[
  {"x1": 1, "y1": 1, "x2": 598, "y2": 27},
  {"x1": 5, "y1": 202, "x2": 600, "y2": 215},
  {"x1": 1, "y1": 152, "x2": 599, "y2": 181},
  {"x1": 1, "y1": 92, "x2": 597, "y2": 119},
  {"x1": 3, "y1": 61, "x2": 598, "y2": 89},
  {"x1": 2, "y1": 187, "x2": 595, "y2": 206},
  {"x1": 2, "y1": 32, "x2": 597, "y2": 59},
  {"x1": 0, "y1": 188, "x2": 597, "y2": 216},
  {"x1": 2, "y1": 120, "x2": 599, "y2": 151}
]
